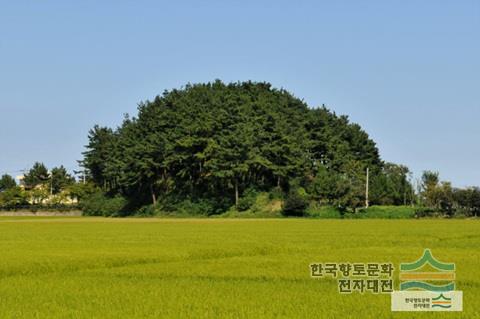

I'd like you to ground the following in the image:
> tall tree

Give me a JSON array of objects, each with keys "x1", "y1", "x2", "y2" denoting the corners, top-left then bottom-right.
[
  {"x1": 23, "y1": 162, "x2": 49, "y2": 189},
  {"x1": 421, "y1": 171, "x2": 440, "y2": 207},
  {"x1": 0, "y1": 174, "x2": 16, "y2": 192},
  {"x1": 82, "y1": 126, "x2": 117, "y2": 190},
  {"x1": 370, "y1": 163, "x2": 413, "y2": 205},
  {"x1": 51, "y1": 166, "x2": 75, "y2": 194}
]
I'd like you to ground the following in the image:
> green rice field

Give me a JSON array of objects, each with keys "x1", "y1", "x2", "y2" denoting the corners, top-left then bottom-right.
[{"x1": 0, "y1": 217, "x2": 478, "y2": 318}]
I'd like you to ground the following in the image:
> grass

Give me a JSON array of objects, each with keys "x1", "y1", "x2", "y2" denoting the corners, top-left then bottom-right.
[
  {"x1": 220, "y1": 192, "x2": 283, "y2": 218},
  {"x1": 306, "y1": 204, "x2": 342, "y2": 218},
  {"x1": 347, "y1": 205, "x2": 417, "y2": 219},
  {"x1": 0, "y1": 217, "x2": 478, "y2": 318},
  {"x1": 306, "y1": 205, "x2": 417, "y2": 219}
]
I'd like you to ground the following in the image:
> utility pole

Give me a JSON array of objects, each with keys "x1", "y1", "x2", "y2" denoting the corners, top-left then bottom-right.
[{"x1": 365, "y1": 167, "x2": 369, "y2": 208}]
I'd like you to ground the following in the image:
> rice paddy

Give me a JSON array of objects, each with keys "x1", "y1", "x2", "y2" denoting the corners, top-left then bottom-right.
[{"x1": 0, "y1": 217, "x2": 478, "y2": 318}]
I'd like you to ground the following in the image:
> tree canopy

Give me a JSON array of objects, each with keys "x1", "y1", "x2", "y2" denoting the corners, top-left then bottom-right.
[
  {"x1": 0, "y1": 174, "x2": 16, "y2": 192},
  {"x1": 23, "y1": 162, "x2": 50, "y2": 189},
  {"x1": 2, "y1": 81, "x2": 477, "y2": 217},
  {"x1": 82, "y1": 80, "x2": 386, "y2": 212}
]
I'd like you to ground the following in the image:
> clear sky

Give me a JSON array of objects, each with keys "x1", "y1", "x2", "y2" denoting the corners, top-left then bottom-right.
[{"x1": 1, "y1": 1, "x2": 479, "y2": 187}]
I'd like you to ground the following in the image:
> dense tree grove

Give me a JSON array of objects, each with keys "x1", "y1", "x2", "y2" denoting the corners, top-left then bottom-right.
[{"x1": 81, "y1": 81, "x2": 411, "y2": 214}]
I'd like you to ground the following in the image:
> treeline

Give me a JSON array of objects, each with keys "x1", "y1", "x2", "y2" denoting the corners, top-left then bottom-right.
[
  {"x1": 418, "y1": 171, "x2": 480, "y2": 217},
  {"x1": 80, "y1": 80, "x2": 414, "y2": 215},
  {"x1": 1, "y1": 81, "x2": 478, "y2": 217},
  {"x1": 0, "y1": 163, "x2": 95, "y2": 210}
]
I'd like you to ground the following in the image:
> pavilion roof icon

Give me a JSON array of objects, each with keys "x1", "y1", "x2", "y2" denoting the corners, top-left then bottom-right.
[
  {"x1": 399, "y1": 249, "x2": 455, "y2": 292},
  {"x1": 400, "y1": 249, "x2": 455, "y2": 272}
]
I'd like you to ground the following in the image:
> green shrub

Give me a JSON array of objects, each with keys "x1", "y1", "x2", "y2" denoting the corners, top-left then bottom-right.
[
  {"x1": 296, "y1": 187, "x2": 308, "y2": 199},
  {"x1": 345, "y1": 206, "x2": 416, "y2": 219},
  {"x1": 414, "y1": 207, "x2": 438, "y2": 218},
  {"x1": 221, "y1": 192, "x2": 282, "y2": 218},
  {"x1": 237, "y1": 188, "x2": 258, "y2": 211},
  {"x1": 168, "y1": 198, "x2": 227, "y2": 216},
  {"x1": 268, "y1": 187, "x2": 284, "y2": 200},
  {"x1": 175, "y1": 199, "x2": 212, "y2": 215},
  {"x1": 282, "y1": 191, "x2": 308, "y2": 217},
  {"x1": 306, "y1": 203, "x2": 342, "y2": 218},
  {"x1": 0, "y1": 187, "x2": 28, "y2": 207},
  {"x1": 142, "y1": 195, "x2": 230, "y2": 216},
  {"x1": 136, "y1": 204, "x2": 159, "y2": 217},
  {"x1": 82, "y1": 193, "x2": 127, "y2": 217}
]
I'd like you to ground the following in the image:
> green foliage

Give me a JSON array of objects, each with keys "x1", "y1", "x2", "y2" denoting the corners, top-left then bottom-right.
[
  {"x1": 81, "y1": 193, "x2": 127, "y2": 217},
  {"x1": 150, "y1": 196, "x2": 230, "y2": 216},
  {"x1": 414, "y1": 206, "x2": 438, "y2": 218},
  {"x1": 308, "y1": 161, "x2": 368, "y2": 212},
  {"x1": 416, "y1": 171, "x2": 476, "y2": 217},
  {"x1": 0, "y1": 185, "x2": 81, "y2": 212},
  {"x1": 0, "y1": 174, "x2": 16, "y2": 191},
  {"x1": 250, "y1": 192, "x2": 282, "y2": 215},
  {"x1": 282, "y1": 191, "x2": 308, "y2": 217},
  {"x1": 268, "y1": 186, "x2": 284, "y2": 200},
  {"x1": 237, "y1": 188, "x2": 258, "y2": 211},
  {"x1": 0, "y1": 187, "x2": 28, "y2": 207},
  {"x1": 351, "y1": 206, "x2": 416, "y2": 219},
  {"x1": 50, "y1": 166, "x2": 75, "y2": 194},
  {"x1": 28, "y1": 187, "x2": 49, "y2": 204},
  {"x1": 453, "y1": 187, "x2": 480, "y2": 217},
  {"x1": 135, "y1": 204, "x2": 160, "y2": 217},
  {"x1": 306, "y1": 205, "x2": 416, "y2": 219},
  {"x1": 23, "y1": 162, "x2": 50, "y2": 189},
  {"x1": 136, "y1": 199, "x2": 228, "y2": 217},
  {"x1": 421, "y1": 170, "x2": 440, "y2": 207},
  {"x1": 171, "y1": 199, "x2": 218, "y2": 216},
  {"x1": 306, "y1": 204, "x2": 342, "y2": 218},
  {"x1": 67, "y1": 182, "x2": 99, "y2": 202},
  {"x1": 308, "y1": 166, "x2": 341, "y2": 204},
  {"x1": 82, "y1": 126, "x2": 117, "y2": 190},
  {"x1": 370, "y1": 163, "x2": 413, "y2": 206},
  {"x1": 81, "y1": 81, "x2": 382, "y2": 215},
  {"x1": 332, "y1": 161, "x2": 366, "y2": 213},
  {"x1": 222, "y1": 192, "x2": 283, "y2": 218}
]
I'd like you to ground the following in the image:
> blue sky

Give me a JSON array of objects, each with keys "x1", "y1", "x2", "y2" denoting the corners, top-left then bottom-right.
[{"x1": 1, "y1": 1, "x2": 479, "y2": 187}]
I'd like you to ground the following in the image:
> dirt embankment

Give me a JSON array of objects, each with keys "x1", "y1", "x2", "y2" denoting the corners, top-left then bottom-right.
[{"x1": 0, "y1": 211, "x2": 82, "y2": 216}]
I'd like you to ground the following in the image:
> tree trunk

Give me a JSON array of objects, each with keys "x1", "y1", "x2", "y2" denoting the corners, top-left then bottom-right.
[
  {"x1": 235, "y1": 179, "x2": 239, "y2": 207},
  {"x1": 150, "y1": 184, "x2": 157, "y2": 205}
]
